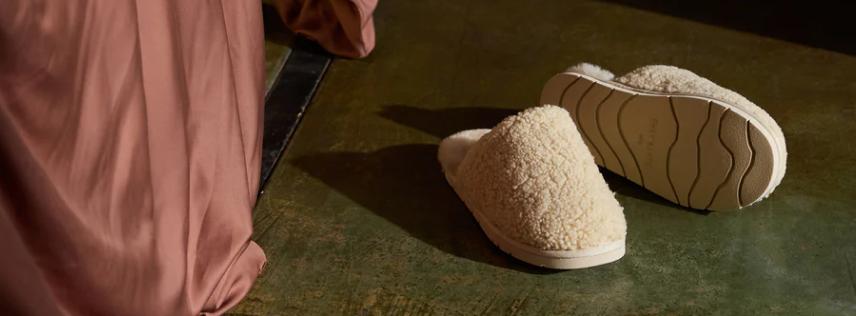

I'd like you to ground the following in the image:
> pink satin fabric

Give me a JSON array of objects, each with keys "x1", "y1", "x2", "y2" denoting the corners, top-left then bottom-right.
[
  {"x1": 0, "y1": 1, "x2": 266, "y2": 315},
  {"x1": 273, "y1": 0, "x2": 378, "y2": 58}
]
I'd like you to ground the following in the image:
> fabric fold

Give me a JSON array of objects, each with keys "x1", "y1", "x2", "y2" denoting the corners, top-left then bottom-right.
[
  {"x1": 0, "y1": 0, "x2": 266, "y2": 314},
  {"x1": 272, "y1": 0, "x2": 378, "y2": 58}
]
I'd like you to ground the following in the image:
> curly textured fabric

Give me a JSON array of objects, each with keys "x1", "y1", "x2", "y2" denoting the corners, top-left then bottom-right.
[
  {"x1": 452, "y1": 106, "x2": 626, "y2": 251},
  {"x1": 0, "y1": 1, "x2": 266, "y2": 315}
]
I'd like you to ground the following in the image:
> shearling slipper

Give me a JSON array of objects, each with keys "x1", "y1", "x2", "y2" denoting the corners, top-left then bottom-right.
[
  {"x1": 541, "y1": 63, "x2": 787, "y2": 211},
  {"x1": 438, "y1": 105, "x2": 626, "y2": 269}
]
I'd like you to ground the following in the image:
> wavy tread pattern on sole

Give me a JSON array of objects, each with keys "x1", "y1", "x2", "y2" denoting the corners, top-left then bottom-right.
[{"x1": 542, "y1": 74, "x2": 776, "y2": 210}]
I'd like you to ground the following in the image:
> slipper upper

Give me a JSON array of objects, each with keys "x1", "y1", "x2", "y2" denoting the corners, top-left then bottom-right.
[{"x1": 452, "y1": 105, "x2": 626, "y2": 251}]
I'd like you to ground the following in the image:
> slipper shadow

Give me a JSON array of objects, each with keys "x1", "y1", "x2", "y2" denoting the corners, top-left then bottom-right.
[
  {"x1": 601, "y1": 170, "x2": 711, "y2": 215},
  {"x1": 292, "y1": 144, "x2": 561, "y2": 273},
  {"x1": 378, "y1": 104, "x2": 517, "y2": 138}
]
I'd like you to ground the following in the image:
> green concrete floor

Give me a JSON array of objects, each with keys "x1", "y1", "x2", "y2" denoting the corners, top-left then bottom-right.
[{"x1": 236, "y1": 1, "x2": 856, "y2": 315}]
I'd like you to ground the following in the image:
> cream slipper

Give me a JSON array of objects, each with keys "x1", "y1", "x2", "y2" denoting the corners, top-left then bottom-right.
[
  {"x1": 541, "y1": 63, "x2": 787, "y2": 211},
  {"x1": 438, "y1": 105, "x2": 626, "y2": 269}
]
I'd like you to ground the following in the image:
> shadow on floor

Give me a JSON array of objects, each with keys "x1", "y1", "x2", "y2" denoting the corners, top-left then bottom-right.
[
  {"x1": 262, "y1": 4, "x2": 294, "y2": 45},
  {"x1": 378, "y1": 104, "x2": 517, "y2": 139},
  {"x1": 292, "y1": 144, "x2": 560, "y2": 273},
  {"x1": 603, "y1": 0, "x2": 856, "y2": 55},
  {"x1": 600, "y1": 170, "x2": 710, "y2": 216}
]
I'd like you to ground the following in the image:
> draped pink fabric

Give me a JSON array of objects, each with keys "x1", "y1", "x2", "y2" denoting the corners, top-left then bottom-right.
[
  {"x1": 0, "y1": 1, "x2": 266, "y2": 315},
  {"x1": 273, "y1": 0, "x2": 378, "y2": 58}
]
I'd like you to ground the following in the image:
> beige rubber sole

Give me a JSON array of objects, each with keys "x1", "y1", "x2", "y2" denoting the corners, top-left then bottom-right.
[
  {"x1": 439, "y1": 132, "x2": 625, "y2": 270},
  {"x1": 541, "y1": 73, "x2": 784, "y2": 210}
]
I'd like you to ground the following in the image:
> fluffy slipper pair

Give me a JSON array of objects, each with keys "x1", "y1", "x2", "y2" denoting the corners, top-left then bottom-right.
[{"x1": 438, "y1": 63, "x2": 787, "y2": 269}]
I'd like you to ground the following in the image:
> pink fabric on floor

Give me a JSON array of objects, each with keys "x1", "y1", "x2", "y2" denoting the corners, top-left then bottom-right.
[
  {"x1": 273, "y1": 0, "x2": 378, "y2": 58},
  {"x1": 0, "y1": 1, "x2": 266, "y2": 315}
]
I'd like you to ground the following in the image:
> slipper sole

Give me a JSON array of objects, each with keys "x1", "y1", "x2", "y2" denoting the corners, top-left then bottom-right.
[{"x1": 541, "y1": 73, "x2": 785, "y2": 210}]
